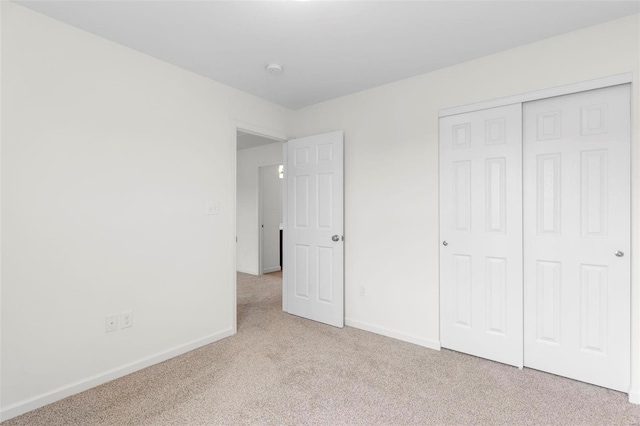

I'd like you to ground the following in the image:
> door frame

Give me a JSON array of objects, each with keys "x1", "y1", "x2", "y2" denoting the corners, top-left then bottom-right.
[
  {"x1": 231, "y1": 121, "x2": 289, "y2": 335},
  {"x1": 438, "y1": 72, "x2": 637, "y2": 402},
  {"x1": 282, "y1": 143, "x2": 288, "y2": 312},
  {"x1": 258, "y1": 163, "x2": 283, "y2": 275}
]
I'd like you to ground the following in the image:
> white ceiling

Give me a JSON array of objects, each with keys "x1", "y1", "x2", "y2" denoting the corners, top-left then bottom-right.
[
  {"x1": 237, "y1": 130, "x2": 282, "y2": 150},
  {"x1": 15, "y1": 1, "x2": 640, "y2": 110}
]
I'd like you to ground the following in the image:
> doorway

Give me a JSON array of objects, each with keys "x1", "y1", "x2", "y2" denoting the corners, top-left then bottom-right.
[
  {"x1": 235, "y1": 129, "x2": 284, "y2": 276},
  {"x1": 235, "y1": 128, "x2": 286, "y2": 331},
  {"x1": 259, "y1": 164, "x2": 283, "y2": 275},
  {"x1": 233, "y1": 128, "x2": 345, "y2": 330}
]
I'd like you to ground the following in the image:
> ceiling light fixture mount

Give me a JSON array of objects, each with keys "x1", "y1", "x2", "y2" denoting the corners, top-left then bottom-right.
[{"x1": 266, "y1": 63, "x2": 283, "y2": 75}]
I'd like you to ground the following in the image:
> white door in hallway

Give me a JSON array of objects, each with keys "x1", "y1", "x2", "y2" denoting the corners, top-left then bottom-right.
[
  {"x1": 285, "y1": 131, "x2": 344, "y2": 328},
  {"x1": 440, "y1": 104, "x2": 523, "y2": 367},
  {"x1": 260, "y1": 164, "x2": 283, "y2": 274},
  {"x1": 523, "y1": 84, "x2": 631, "y2": 392}
]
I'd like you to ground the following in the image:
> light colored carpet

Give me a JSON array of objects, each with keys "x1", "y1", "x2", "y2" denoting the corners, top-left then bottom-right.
[{"x1": 4, "y1": 272, "x2": 640, "y2": 425}]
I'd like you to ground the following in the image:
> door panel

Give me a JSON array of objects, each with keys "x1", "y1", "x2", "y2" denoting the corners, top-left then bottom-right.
[
  {"x1": 440, "y1": 104, "x2": 523, "y2": 367},
  {"x1": 286, "y1": 131, "x2": 344, "y2": 328},
  {"x1": 523, "y1": 84, "x2": 631, "y2": 392}
]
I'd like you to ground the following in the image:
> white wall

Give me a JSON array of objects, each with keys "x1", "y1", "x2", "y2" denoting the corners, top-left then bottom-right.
[
  {"x1": 236, "y1": 142, "x2": 283, "y2": 275},
  {"x1": 288, "y1": 13, "x2": 640, "y2": 376},
  {"x1": 0, "y1": 2, "x2": 290, "y2": 420},
  {"x1": 2, "y1": 2, "x2": 639, "y2": 420}
]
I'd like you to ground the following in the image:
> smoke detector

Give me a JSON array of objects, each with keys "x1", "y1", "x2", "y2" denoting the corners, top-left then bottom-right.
[{"x1": 266, "y1": 63, "x2": 283, "y2": 75}]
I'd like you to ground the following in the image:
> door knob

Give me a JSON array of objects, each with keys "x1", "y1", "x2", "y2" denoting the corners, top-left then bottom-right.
[
  {"x1": 332, "y1": 235, "x2": 340, "y2": 242},
  {"x1": 442, "y1": 241, "x2": 448, "y2": 246},
  {"x1": 615, "y1": 250, "x2": 624, "y2": 257}
]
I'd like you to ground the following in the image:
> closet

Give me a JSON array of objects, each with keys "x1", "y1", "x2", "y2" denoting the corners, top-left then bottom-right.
[{"x1": 440, "y1": 83, "x2": 631, "y2": 392}]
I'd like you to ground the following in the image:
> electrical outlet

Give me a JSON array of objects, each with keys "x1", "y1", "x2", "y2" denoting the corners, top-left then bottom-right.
[
  {"x1": 105, "y1": 314, "x2": 118, "y2": 333},
  {"x1": 120, "y1": 311, "x2": 133, "y2": 329},
  {"x1": 359, "y1": 285, "x2": 366, "y2": 297}
]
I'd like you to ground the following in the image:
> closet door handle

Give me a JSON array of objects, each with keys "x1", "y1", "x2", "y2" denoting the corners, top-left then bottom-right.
[
  {"x1": 615, "y1": 250, "x2": 624, "y2": 257},
  {"x1": 442, "y1": 241, "x2": 448, "y2": 247}
]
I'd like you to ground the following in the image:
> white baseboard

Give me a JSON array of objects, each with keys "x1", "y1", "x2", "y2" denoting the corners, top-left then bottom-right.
[
  {"x1": 629, "y1": 388, "x2": 640, "y2": 404},
  {"x1": 0, "y1": 329, "x2": 235, "y2": 422},
  {"x1": 262, "y1": 266, "x2": 281, "y2": 274},
  {"x1": 236, "y1": 268, "x2": 258, "y2": 275},
  {"x1": 345, "y1": 318, "x2": 441, "y2": 351}
]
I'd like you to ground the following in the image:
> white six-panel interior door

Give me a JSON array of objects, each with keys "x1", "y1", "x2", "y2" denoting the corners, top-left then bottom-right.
[
  {"x1": 284, "y1": 131, "x2": 345, "y2": 328},
  {"x1": 440, "y1": 104, "x2": 523, "y2": 367},
  {"x1": 440, "y1": 84, "x2": 631, "y2": 392},
  {"x1": 523, "y1": 85, "x2": 631, "y2": 392}
]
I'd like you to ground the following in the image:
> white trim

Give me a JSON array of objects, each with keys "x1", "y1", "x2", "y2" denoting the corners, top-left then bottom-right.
[
  {"x1": 0, "y1": 329, "x2": 234, "y2": 422},
  {"x1": 258, "y1": 164, "x2": 263, "y2": 275},
  {"x1": 230, "y1": 121, "x2": 238, "y2": 336},
  {"x1": 282, "y1": 142, "x2": 289, "y2": 313},
  {"x1": 262, "y1": 266, "x2": 281, "y2": 274},
  {"x1": 236, "y1": 267, "x2": 259, "y2": 275},
  {"x1": 439, "y1": 73, "x2": 633, "y2": 117},
  {"x1": 345, "y1": 318, "x2": 441, "y2": 351},
  {"x1": 233, "y1": 120, "x2": 288, "y2": 143},
  {"x1": 629, "y1": 388, "x2": 640, "y2": 404}
]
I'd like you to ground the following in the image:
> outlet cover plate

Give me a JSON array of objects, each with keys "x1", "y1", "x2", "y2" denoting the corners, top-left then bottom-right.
[{"x1": 105, "y1": 314, "x2": 118, "y2": 333}]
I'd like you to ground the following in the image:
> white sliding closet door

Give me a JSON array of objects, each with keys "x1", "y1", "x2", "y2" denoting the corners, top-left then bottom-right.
[
  {"x1": 440, "y1": 104, "x2": 523, "y2": 367},
  {"x1": 523, "y1": 84, "x2": 631, "y2": 392}
]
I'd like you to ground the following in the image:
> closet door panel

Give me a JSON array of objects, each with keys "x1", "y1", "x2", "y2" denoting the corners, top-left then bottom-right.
[
  {"x1": 440, "y1": 104, "x2": 523, "y2": 367},
  {"x1": 523, "y1": 84, "x2": 631, "y2": 392}
]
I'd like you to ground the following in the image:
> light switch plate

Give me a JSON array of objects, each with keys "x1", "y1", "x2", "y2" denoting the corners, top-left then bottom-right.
[{"x1": 206, "y1": 202, "x2": 219, "y2": 215}]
